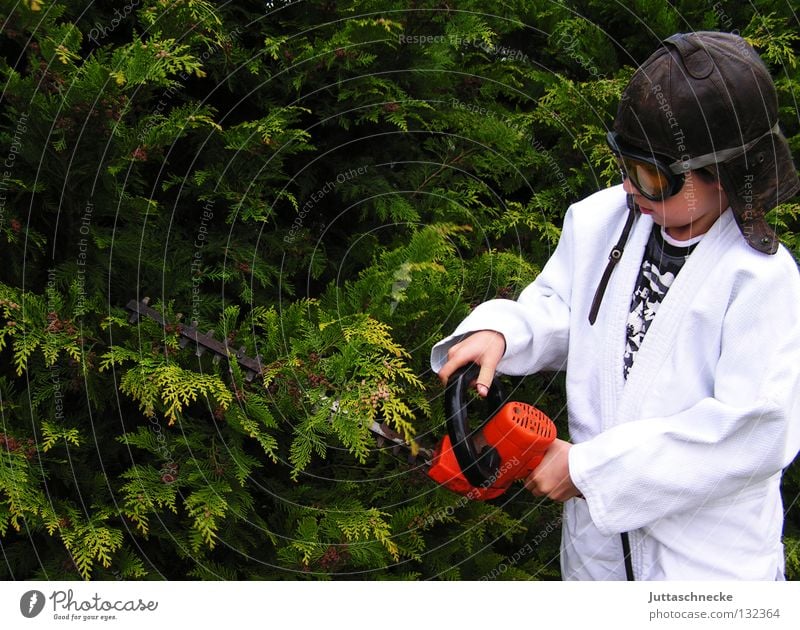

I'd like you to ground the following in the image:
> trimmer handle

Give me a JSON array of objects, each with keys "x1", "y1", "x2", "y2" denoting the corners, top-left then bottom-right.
[{"x1": 444, "y1": 363, "x2": 505, "y2": 488}]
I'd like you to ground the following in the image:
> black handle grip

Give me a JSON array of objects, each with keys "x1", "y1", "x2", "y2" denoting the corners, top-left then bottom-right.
[{"x1": 444, "y1": 363, "x2": 504, "y2": 488}]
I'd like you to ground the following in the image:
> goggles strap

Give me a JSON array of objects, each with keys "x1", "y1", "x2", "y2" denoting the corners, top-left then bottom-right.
[
  {"x1": 589, "y1": 200, "x2": 638, "y2": 325},
  {"x1": 669, "y1": 122, "x2": 781, "y2": 172}
]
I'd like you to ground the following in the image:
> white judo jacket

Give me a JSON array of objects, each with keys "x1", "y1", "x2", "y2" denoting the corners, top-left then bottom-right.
[{"x1": 431, "y1": 185, "x2": 800, "y2": 580}]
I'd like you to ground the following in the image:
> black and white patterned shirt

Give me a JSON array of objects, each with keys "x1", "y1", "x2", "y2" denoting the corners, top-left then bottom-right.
[{"x1": 623, "y1": 226, "x2": 702, "y2": 379}]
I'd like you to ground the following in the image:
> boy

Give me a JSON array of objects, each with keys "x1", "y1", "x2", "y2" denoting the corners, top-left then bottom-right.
[{"x1": 432, "y1": 32, "x2": 800, "y2": 579}]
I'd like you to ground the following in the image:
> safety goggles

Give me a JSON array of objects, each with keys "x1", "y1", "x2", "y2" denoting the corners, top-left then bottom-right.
[{"x1": 606, "y1": 124, "x2": 780, "y2": 202}]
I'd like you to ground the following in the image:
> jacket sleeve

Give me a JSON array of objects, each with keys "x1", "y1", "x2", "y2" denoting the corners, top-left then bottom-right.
[
  {"x1": 569, "y1": 255, "x2": 800, "y2": 536},
  {"x1": 430, "y1": 208, "x2": 576, "y2": 376}
]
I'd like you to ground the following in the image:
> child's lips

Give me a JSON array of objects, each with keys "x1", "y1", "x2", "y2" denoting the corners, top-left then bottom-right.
[{"x1": 629, "y1": 195, "x2": 654, "y2": 215}]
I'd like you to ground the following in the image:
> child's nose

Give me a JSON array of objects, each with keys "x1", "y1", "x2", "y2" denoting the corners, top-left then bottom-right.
[{"x1": 622, "y1": 177, "x2": 634, "y2": 194}]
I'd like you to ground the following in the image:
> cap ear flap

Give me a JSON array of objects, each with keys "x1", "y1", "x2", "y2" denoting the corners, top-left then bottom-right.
[{"x1": 717, "y1": 134, "x2": 800, "y2": 255}]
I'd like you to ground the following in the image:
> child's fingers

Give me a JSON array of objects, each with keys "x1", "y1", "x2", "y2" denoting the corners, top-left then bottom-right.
[
  {"x1": 438, "y1": 338, "x2": 476, "y2": 383},
  {"x1": 437, "y1": 352, "x2": 463, "y2": 385},
  {"x1": 438, "y1": 330, "x2": 505, "y2": 392}
]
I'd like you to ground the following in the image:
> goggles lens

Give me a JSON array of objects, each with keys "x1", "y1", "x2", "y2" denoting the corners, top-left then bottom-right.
[
  {"x1": 618, "y1": 156, "x2": 674, "y2": 200},
  {"x1": 606, "y1": 132, "x2": 684, "y2": 201}
]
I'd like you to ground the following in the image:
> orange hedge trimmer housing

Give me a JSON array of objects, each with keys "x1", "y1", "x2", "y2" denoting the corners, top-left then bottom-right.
[{"x1": 427, "y1": 364, "x2": 556, "y2": 500}]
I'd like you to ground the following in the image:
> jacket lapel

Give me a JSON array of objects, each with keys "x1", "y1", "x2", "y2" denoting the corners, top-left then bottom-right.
[{"x1": 598, "y1": 210, "x2": 652, "y2": 431}]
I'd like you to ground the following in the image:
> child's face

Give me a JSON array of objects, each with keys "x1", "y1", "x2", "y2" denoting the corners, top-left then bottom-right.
[{"x1": 623, "y1": 170, "x2": 729, "y2": 241}]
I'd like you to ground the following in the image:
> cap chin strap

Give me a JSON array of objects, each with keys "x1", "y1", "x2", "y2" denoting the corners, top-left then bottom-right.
[
  {"x1": 588, "y1": 196, "x2": 639, "y2": 325},
  {"x1": 668, "y1": 122, "x2": 781, "y2": 173}
]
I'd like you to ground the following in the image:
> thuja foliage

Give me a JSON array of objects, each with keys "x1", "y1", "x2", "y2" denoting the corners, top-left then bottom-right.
[{"x1": 0, "y1": 0, "x2": 798, "y2": 580}]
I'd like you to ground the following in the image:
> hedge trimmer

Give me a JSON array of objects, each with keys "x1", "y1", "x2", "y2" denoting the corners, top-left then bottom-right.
[
  {"x1": 124, "y1": 297, "x2": 434, "y2": 463},
  {"x1": 125, "y1": 298, "x2": 555, "y2": 500}
]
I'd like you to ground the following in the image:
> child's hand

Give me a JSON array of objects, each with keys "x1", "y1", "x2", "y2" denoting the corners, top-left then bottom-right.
[
  {"x1": 437, "y1": 330, "x2": 506, "y2": 397},
  {"x1": 524, "y1": 439, "x2": 581, "y2": 502}
]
